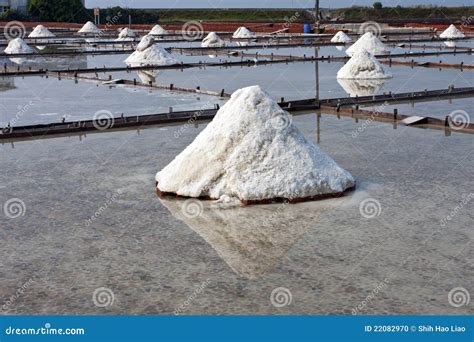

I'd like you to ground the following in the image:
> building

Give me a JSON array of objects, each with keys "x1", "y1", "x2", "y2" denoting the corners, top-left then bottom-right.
[{"x1": 0, "y1": 0, "x2": 85, "y2": 13}]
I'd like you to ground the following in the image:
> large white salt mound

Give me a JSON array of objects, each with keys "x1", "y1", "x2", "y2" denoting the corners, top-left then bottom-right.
[
  {"x1": 337, "y1": 49, "x2": 392, "y2": 80},
  {"x1": 28, "y1": 25, "x2": 55, "y2": 38},
  {"x1": 116, "y1": 27, "x2": 136, "y2": 40},
  {"x1": 124, "y1": 44, "x2": 177, "y2": 66},
  {"x1": 4, "y1": 38, "x2": 34, "y2": 54},
  {"x1": 439, "y1": 24, "x2": 465, "y2": 39},
  {"x1": 156, "y1": 85, "x2": 355, "y2": 202},
  {"x1": 331, "y1": 31, "x2": 352, "y2": 43},
  {"x1": 232, "y1": 26, "x2": 256, "y2": 38},
  {"x1": 201, "y1": 32, "x2": 226, "y2": 47},
  {"x1": 78, "y1": 21, "x2": 102, "y2": 34},
  {"x1": 135, "y1": 34, "x2": 155, "y2": 52},
  {"x1": 346, "y1": 32, "x2": 389, "y2": 56},
  {"x1": 149, "y1": 24, "x2": 167, "y2": 35}
]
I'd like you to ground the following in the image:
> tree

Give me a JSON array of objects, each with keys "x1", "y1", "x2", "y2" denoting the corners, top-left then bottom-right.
[
  {"x1": 373, "y1": 2, "x2": 383, "y2": 10},
  {"x1": 28, "y1": 0, "x2": 88, "y2": 22}
]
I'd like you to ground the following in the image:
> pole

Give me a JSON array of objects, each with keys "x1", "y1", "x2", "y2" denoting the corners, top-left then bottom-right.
[{"x1": 315, "y1": 0, "x2": 320, "y2": 31}]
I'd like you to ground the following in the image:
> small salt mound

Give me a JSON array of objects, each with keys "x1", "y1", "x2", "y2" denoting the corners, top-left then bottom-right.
[
  {"x1": 331, "y1": 31, "x2": 352, "y2": 43},
  {"x1": 346, "y1": 32, "x2": 388, "y2": 56},
  {"x1": 4, "y1": 38, "x2": 34, "y2": 54},
  {"x1": 116, "y1": 27, "x2": 136, "y2": 40},
  {"x1": 136, "y1": 35, "x2": 155, "y2": 52},
  {"x1": 78, "y1": 21, "x2": 102, "y2": 34},
  {"x1": 201, "y1": 32, "x2": 226, "y2": 47},
  {"x1": 149, "y1": 24, "x2": 167, "y2": 35},
  {"x1": 28, "y1": 25, "x2": 55, "y2": 38},
  {"x1": 232, "y1": 26, "x2": 256, "y2": 38},
  {"x1": 337, "y1": 49, "x2": 392, "y2": 79},
  {"x1": 124, "y1": 43, "x2": 177, "y2": 66},
  {"x1": 156, "y1": 85, "x2": 355, "y2": 202},
  {"x1": 439, "y1": 24, "x2": 465, "y2": 39}
]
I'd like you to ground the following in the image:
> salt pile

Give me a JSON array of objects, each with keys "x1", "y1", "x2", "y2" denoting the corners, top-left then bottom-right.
[
  {"x1": 330, "y1": 31, "x2": 352, "y2": 43},
  {"x1": 28, "y1": 25, "x2": 55, "y2": 38},
  {"x1": 346, "y1": 32, "x2": 388, "y2": 56},
  {"x1": 78, "y1": 21, "x2": 102, "y2": 34},
  {"x1": 149, "y1": 24, "x2": 167, "y2": 35},
  {"x1": 116, "y1": 27, "x2": 136, "y2": 40},
  {"x1": 201, "y1": 32, "x2": 226, "y2": 47},
  {"x1": 232, "y1": 26, "x2": 256, "y2": 38},
  {"x1": 4, "y1": 38, "x2": 34, "y2": 54},
  {"x1": 156, "y1": 85, "x2": 355, "y2": 203},
  {"x1": 439, "y1": 24, "x2": 465, "y2": 39},
  {"x1": 125, "y1": 35, "x2": 177, "y2": 66},
  {"x1": 337, "y1": 49, "x2": 392, "y2": 79}
]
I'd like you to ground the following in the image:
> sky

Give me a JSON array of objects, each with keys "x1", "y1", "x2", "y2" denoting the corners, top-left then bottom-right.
[{"x1": 85, "y1": 0, "x2": 473, "y2": 8}]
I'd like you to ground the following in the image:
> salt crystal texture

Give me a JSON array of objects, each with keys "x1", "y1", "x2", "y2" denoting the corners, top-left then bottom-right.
[
  {"x1": 233, "y1": 27, "x2": 256, "y2": 38},
  {"x1": 4, "y1": 38, "x2": 34, "y2": 54},
  {"x1": 116, "y1": 27, "x2": 136, "y2": 41},
  {"x1": 331, "y1": 31, "x2": 352, "y2": 43},
  {"x1": 78, "y1": 21, "x2": 102, "y2": 34},
  {"x1": 125, "y1": 37, "x2": 177, "y2": 66},
  {"x1": 149, "y1": 24, "x2": 167, "y2": 35},
  {"x1": 28, "y1": 25, "x2": 55, "y2": 38},
  {"x1": 156, "y1": 85, "x2": 355, "y2": 202},
  {"x1": 346, "y1": 32, "x2": 388, "y2": 56},
  {"x1": 439, "y1": 24, "x2": 465, "y2": 39},
  {"x1": 136, "y1": 35, "x2": 155, "y2": 52},
  {"x1": 201, "y1": 32, "x2": 226, "y2": 47},
  {"x1": 337, "y1": 49, "x2": 392, "y2": 79}
]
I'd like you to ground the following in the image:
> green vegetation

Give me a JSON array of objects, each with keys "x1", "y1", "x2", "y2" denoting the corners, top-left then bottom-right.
[
  {"x1": 27, "y1": 0, "x2": 89, "y2": 22},
  {"x1": 340, "y1": 6, "x2": 474, "y2": 21}
]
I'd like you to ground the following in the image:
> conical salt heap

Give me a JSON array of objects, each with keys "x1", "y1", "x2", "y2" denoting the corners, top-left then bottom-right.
[
  {"x1": 156, "y1": 85, "x2": 355, "y2": 203},
  {"x1": 4, "y1": 38, "x2": 34, "y2": 54},
  {"x1": 232, "y1": 26, "x2": 256, "y2": 38},
  {"x1": 331, "y1": 31, "x2": 352, "y2": 43},
  {"x1": 28, "y1": 25, "x2": 55, "y2": 38},
  {"x1": 201, "y1": 32, "x2": 226, "y2": 47},
  {"x1": 124, "y1": 35, "x2": 177, "y2": 66},
  {"x1": 337, "y1": 49, "x2": 392, "y2": 79},
  {"x1": 346, "y1": 32, "x2": 388, "y2": 56},
  {"x1": 149, "y1": 24, "x2": 168, "y2": 35},
  {"x1": 116, "y1": 27, "x2": 136, "y2": 40},
  {"x1": 78, "y1": 21, "x2": 102, "y2": 34},
  {"x1": 439, "y1": 24, "x2": 465, "y2": 39}
]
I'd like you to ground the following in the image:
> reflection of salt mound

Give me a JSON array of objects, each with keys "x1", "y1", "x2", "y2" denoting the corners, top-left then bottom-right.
[
  {"x1": 159, "y1": 198, "x2": 321, "y2": 279},
  {"x1": 125, "y1": 40, "x2": 177, "y2": 66},
  {"x1": 201, "y1": 32, "x2": 226, "y2": 47},
  {"x1": 4, "y1": 38, "x2": 34, "y2": 54},
  {"x1": 233, "y1": 26, "x2": 256, "y2": 38},
  {"x1": 116, "y1": 27, "x2": 136, "y2": 41},
  {"x1": 439, "y1": 24, "x2": 465, "y2": 39},
  {"x1": 28, "y1": 25, "x2": 55, "y2": 38},
  {"x1": 149, "y1": 24, "x2": 167, "y2": 35},
  {"x1": 346, "y1": 32, "x2": 389, "y2": 56},
  {"x1": 331, "y1": 31, "x2": 352, "y2": 43},
  {"x1": 338, "y1": 78, "x2": 387, "y2": 97},
  {"x1": 337, "y1": 49, "x2": 392, "y2": 79},
  {"x1": 444, "y1": 41, "x2": 457, "y2": 48},
  {"x1": 136, "y1": 70, "x2": 157, "y2": 83},
  {"x1": 78, "y1": 21, "x2": 102, "y2": 34},
  {"x1": 156, "y1": 85, "x2": 355, "y2": 202}
]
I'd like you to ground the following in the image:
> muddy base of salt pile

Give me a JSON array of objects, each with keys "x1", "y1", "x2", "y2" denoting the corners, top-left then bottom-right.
[{"x1": 156, "y1": 181, "x2": 356, "y2": 205}]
